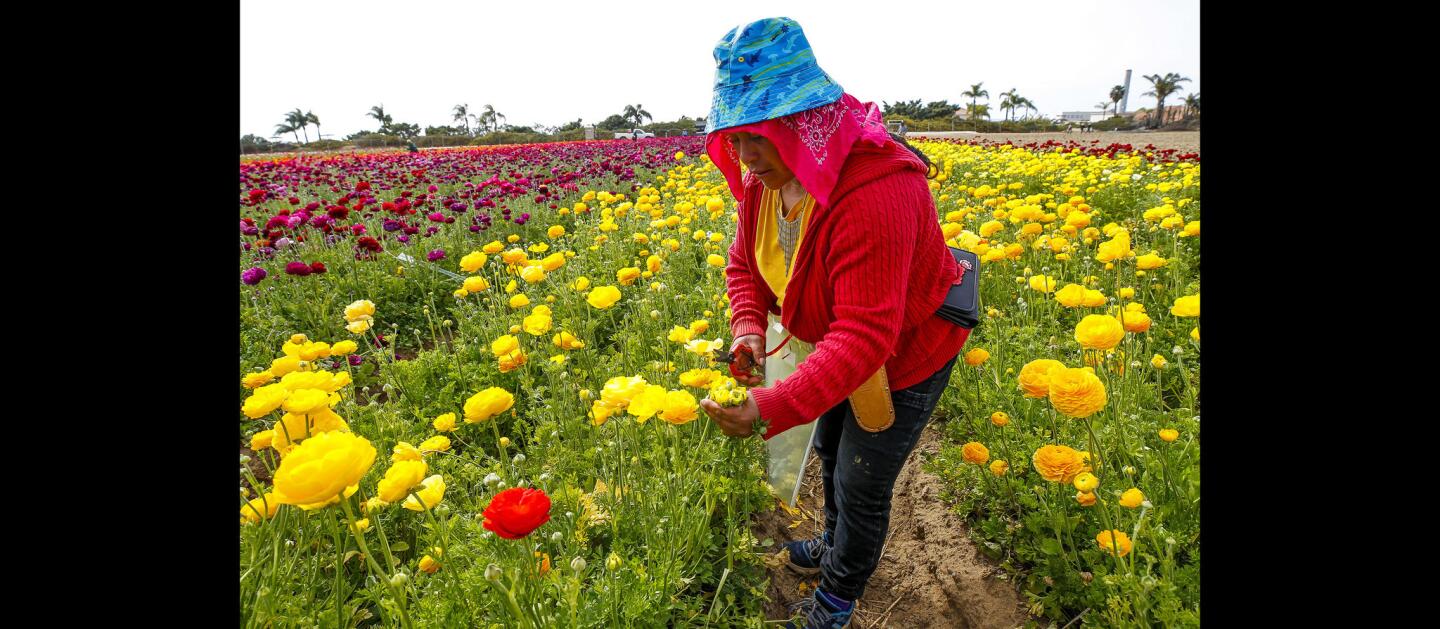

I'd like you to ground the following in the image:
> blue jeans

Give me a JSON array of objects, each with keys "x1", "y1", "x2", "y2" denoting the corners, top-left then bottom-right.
[{"x1": 812, "y1": 353, "x2": 959, "y2": 600}]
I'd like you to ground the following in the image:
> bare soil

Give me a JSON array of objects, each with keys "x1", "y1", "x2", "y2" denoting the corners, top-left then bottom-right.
[
  {"x1": 908, "y1": 130, "x2": 1199, "y2": 154},
  {"x1": 752, "y1": 427, "x2": 1030, "y2": 628}
]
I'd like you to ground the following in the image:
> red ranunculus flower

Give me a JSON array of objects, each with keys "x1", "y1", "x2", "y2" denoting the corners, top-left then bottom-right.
[
  {"x1": 309, "y1": 261, "x2": 327, "y2": 274},
  {"x1": 357, "y1": 236, "x2": 383, "y2": 252},
  {"x1": 284, "y1": 261, "x2": 312, "y2": 276},
  {"x1": 481, "y1": 488, "x2": 551, "y2": 540}
]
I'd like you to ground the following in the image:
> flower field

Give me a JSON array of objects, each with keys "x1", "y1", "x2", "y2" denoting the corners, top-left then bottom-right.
[{"x1": 239, "y1": 136, "x2": 1199, "y2": 627}]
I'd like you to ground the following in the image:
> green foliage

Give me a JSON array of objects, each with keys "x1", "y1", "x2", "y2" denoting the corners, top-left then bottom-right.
[
  {"x1": 469, "y1": 131, "x2": 549, "y2": 146},
  {"x1": 883, "y1": 99, "x2": 961, "y2": 120},
  {"x1": 596, "y1": 115, "x2": 629, "y2": 131}
]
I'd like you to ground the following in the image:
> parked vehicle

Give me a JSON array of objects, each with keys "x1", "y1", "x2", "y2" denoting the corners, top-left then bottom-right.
[{"x1": 613, "y1": 128, "x2": 655, "y2": 140}]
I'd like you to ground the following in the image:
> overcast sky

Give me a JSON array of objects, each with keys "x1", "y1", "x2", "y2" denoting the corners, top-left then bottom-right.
[{"x1": 241, "y1": 0, "x2": 1199, "y2": 140}]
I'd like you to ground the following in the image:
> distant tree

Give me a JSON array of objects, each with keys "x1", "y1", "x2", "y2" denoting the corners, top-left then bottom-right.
[
  {"x1": 284, "y1": 109, "x2": 310, "y2": 142},
  {"x1": 597, "y1": 114, "x2": 629, "y2": 131},
  {"x1": 367, "y1": 105, "x2": 394, "y2": 132},
  {"x1": 1183, "y1": 93, "x2": 1200, "y2": 120},
  {"x1": 622, "y1": 104, "x2": 653, "y2": 128},
  {"x1": 274, "y1": 121, "x2": 299, "y2": 143},
  {"x1": 1109, "y1": 85, "x2": 1127, "y2": 116},
  {"x1": 1015, "y1": 97, "x2": 1036, "y2": 120},
  {"x1": 306, "y1": 111, "x2": 321, "y2": 140},
  {"x1": 425, "y1": 124, "x2": 467, "y2": 136},
  {"x1": 453, "y1": 104, "x2": 471, "y2": 135},
  {"x1": 961, "y1": 82, "x2": 988, "y2": 130},
  {"x1": 999, "y1": 89, "x2": 1019, "y2": 122},
  {"x1": 557, "y1": 118, "x2": 584, "y2": 132},
  {"x1": 478, "y1": 104, "x2": 504, "y2": 133},
  {"x1": 388, "y1": 122, "x2": 421, "y2": 139},
  {"x1": 1141, "y1": 73, "x2": 1191, "y2": 128},
  {"x1": 241, "y1": 134, "x2": 274, "y2": 153},
  {"x1": 965, "y1": 103, "x2": 990, "y2": 122}
]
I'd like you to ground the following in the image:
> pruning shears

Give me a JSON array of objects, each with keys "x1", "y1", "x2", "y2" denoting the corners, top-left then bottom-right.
[{"x1": 712, "y1": 344, "x2": 764, "y2": 380}]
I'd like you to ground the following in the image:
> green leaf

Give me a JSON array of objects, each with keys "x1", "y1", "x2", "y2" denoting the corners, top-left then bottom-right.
[
  {"x1": 1040, "y1": 538, "x2": 1062, "y2": 556},
  {"x1": 388, "y1": 542, "x2": 409, "y2": 553}
]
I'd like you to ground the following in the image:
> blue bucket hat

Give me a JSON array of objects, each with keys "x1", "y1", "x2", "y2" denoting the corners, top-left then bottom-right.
[{"x1": 706, "y1": 17, "x2": 844, "y2": 134}]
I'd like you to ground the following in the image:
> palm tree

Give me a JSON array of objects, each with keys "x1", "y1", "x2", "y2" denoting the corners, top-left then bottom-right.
[
  {"x1": 478, "y1": 104, "x2": 505, "y2": 133},
  {"x1": 622, "y1": 104, "x2": 653, "y2": 129},
  {"x1": 286, "y1": 109, "x2": 310, "y2": 143},
  {"x1": 1183, "y1": 93, "x2": 1200, "y2": 120},
  {"x1": 1000, "y1": 89, "x2": 1019, "y2": 122},
  {"x1": 274, "y1": 122, "x2": 299, "y2": 143},
  {"x1": 367, "y1": 105, "x2": 393, "y2": 132},
  {"x1": 453, "y1": 104, "x2": 471, "y2": 135},
  {"x1": 960, "y1": 82, "x2": 988, "y2": 130},
  {"x1": 1015, "y1": 98, "x2": 1036, "y2": 120},
  {"x1": 306, "y1": 111, "x2": 320, "y2": 141},
  {"x1": 1095, "y1": 101, "x2": 1113, "y2": 117},
  {"x1": 1141, "y1": 73, "x2": 1191, "y2": 129},
  {"x1": 1109, "y1": 85, "x2": 1127, "y2": 117}
]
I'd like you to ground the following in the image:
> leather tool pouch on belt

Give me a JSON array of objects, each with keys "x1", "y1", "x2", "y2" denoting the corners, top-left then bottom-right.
[{"x1": 849, "y1": 365, "x2": 895, "y2": 432}]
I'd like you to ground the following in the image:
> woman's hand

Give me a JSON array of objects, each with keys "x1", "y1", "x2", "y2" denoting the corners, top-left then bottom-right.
[
  {"x1": 700, "y1": 396, "x2": 761, "y2": 438},
  {"x1": 730, "y1": 334, "x2": 766, "y2": 386}
]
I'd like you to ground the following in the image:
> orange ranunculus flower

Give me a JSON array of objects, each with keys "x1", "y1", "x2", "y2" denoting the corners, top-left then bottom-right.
[
  {"x1": 961, "y1": 442, "x2": 989, "y2": 465},
  {"x1": 1018, "y1": 359, "x2": 1066, "y2": 398},
  {"x1": 964, "y1": 348, "x2": 990, "y2": 366},
  {"x1": 1096, "y1": 530, "x2": 1133, "y2": 557},
  {"x1": 1032, "y1": 444, "x2": 1086, "y2": 483},
  {"x1": 1047, "y1": 367, "x2": 1107, "y2": 418}
]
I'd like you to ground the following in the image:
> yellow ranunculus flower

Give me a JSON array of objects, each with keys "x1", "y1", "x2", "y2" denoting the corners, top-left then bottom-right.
[
  {"x1": 1121, "y1": 310, "x2": 1152, "y2": 332},
  {"x1": 505, "y1": 279, "x2": 518, "y2": 293},
  {"x1": 616, "y1": 267, "x2": 641, "y2": 286},
  {"x1": 601, "y1": 376, "x2": 648, "y2": 409},
  {"x1": 979, "y1": 220, "x2": 1004, "y2": 237},
  {"x1": 667, "y1": 325, "x2": 695, "y2": 344},
  {"x1": 552, "y1": 331, "x2": 586, "y2": 350},
  {"x1": 523, "y1": 313, "x2": 553, "y2": 336},
  {"x1": 330, "y1": 340, "x2": 358, "y2": 356},
  {"x1": 1171, "y1": 294, "x2": 1199, "y2": 317},
  {"x1": 547, "y1": 225, "x2": 566, "y2": 239},
  {"x1": 464, "y1": 276, "x2": 490, "y2": 292},
  {"x1": 1073, "y1": 472, "x2": 1099, "y2": 492},
  {"x1": 961, "y1": 442, "x2": 989, "y2": 465},
  {"x1": 509, "y1": 293, "x2": 531, "y2": 309},
  {"x1": 1180, "y1": 220, "x2": 1200, "y2": 237},
  {"x1": 419, "y1": 552, "x2": 442, "y2": 574},
  {"x1": 433, "y1": 413, "x2": 457, "y2": 432},
  {"x1": 521, "y1": 265, "x2": 547, "y2": 284},
  {"x1": 482, "y1": 240, "x2": 505, "y2": 254},
  {"x1": 501, "y1": 248, "x2": 528, "y2": 265},
  {"x1": 403, "y1": 475, "x2": 446, "y2": 511},
  {"x1": 241, "y1": 492, "x2": 280, "y2": 524},
  {"x1": 346, "y1": 319, "x2": 372, "y2": 335},
  {"x1": 1095, "y1": 230, "x2": 1132, "y2": 262},
  {"x1": 964, "y1": 348, "x2": 990, "y2": 366},
  {"x1": 464, "y1": 388, "x2": 515, "y2": 423},
  {"x1": 586, "y1": 286, "x2": 622, "y2": 309},
  {"x1": 491, "y1": 335, "x2": 520, "y2": 357},
  {"x1": 1027, "y1": 275, "x2": 1057, "y2": 293},
  {"x1": 377, "y1": 460, "x2": 429, "y2": 503},
  {"x1": 1074, "y1": 315, "x2": 1125, "y2": 350},
  {"x1": 460, "y1": 251, "x2": 488, "y2": 272},
  {"x1": 1047, "y1": 367, "x2": 1107, "y2": 418},
  {"x1": 250, "y1": 429, "x2": 275, "y2": 451},
  {"x1": 990, "y1": 411, "x2": 1009, "y2": 427},
  {"x1": 1151, "y1": 354, "x2": 1168, "y2": 369},
  {"x1": 989, "y1": 459, "x2": 1008, "y2": 476},
  {"x1": 1135, "y1": 252, "x2": 1167, "y2": 270},
  {"x1": 391, "y1": 441, "x2": 422, "y2": 463},
  {"x1": 1119, "y1": 488, "x2": 1145, "y2": 508},
  {"x1": 1075, "y1": 491, "x2": 1097, "y2": 507},
  {"x1": 344, "y1": 300, "x2": 376, "y2": 323},
  {"x1": 1032, "y1": 444, "x2": 1086, "y2": 483},
  {"x1": 281, "y1": 388, "x2": 331, "y2": 415},
  {"x1": 1017, "y1": 359, "x2": 1066, "y2": 398},
  {"x1": 706, "y1": 254, "x2": 726, "y2": 268},
  {"x1": 272, "y1": 431, "x2": 376, "y2": 507},
  {"x1": 1097, "y1": 530, "x2": 1132, "y2": 557},
  {"x1": 679, "y1": 368, "x2": 723, "y2": 389},
  {"x1": 1080, "y1": 289, "x2": 1106, "y2": 308},
  {"x1": 647, "y1": 255, "x2": 663, "y2": 274},
  {"x1": 541, "y1": 253, "x2": 566, "y2": 271},
  {"x1": 242, "y1": 371, "x2": 276, "y2": 389},
  {"x1": 626, "y1": 385, "x2": 668, "y2": 423},
  {"x1": 658, "y1": 390, "x2": 700, "y2": 425},
  {"x1": 590, "y1": 400, "x2": 618, "y2": 426},
  {"x1": 419, "y1": 435, "x2": 451, "y2": 453},
  {"x1": 1159, "y1": 428, "x2": 1179, "y2": 442},
  {"x1": 1054, "y1": 284, "x2": 1086, "y2": 307},
  {"x1": 242, "y1": 383, "x2": 290, "y2": 419}
]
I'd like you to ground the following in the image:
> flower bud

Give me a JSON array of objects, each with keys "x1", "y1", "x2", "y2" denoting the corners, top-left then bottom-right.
[
  {"x1": 390, "y1": 572, "x2": 409, "y2": 587},
  {"x1": 606, "y1": 552, "x2": 622, "y2": 571},
  {"x1": 240, "y1": 455, "x2": 251, "y2": 464},
  {"x1": 551, "y1": 532, "x2": 564, "y2": 544},
  {"x1": 570, "y1": 556, "x2": 587, "y2": 572},
  {"x1": 499, "y1": 437, "x2": 511, "y2": 448},
  {"x1": 513, "y1": 453, "x2": 526, "y2": 464},
  {"x1": 484, "y1": 564, "x2": 502, "y2": 582},
  {"x1": 443, "y1": 319, "x2": 453, "y2": 327}
]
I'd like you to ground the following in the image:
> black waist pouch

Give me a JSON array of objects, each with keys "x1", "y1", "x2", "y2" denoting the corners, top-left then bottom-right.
[{"x1": 935, "y1": 246, "x2": 981, "y2": 329}]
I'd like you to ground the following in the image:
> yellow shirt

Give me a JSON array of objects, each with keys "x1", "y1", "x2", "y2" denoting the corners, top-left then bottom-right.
[{"x1": 753, "y1": 187, "x2": 816, "y2": 309}]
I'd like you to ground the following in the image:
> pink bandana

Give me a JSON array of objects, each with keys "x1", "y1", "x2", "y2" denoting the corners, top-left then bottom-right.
[{"x1": 705, "y1": 93, "x2": 893, "y2": 209}]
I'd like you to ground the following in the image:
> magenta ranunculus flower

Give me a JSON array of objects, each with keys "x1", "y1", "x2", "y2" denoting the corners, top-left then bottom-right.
[
  {"x1": 241, "y1": 267, "x2": 267, "y2": 285},
  {"x1": 427, "y1": 249, "x2": 446, "y2": 261},
  {"x1": 285, "y1": 261, "x2": 312, "y2": 276}
]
